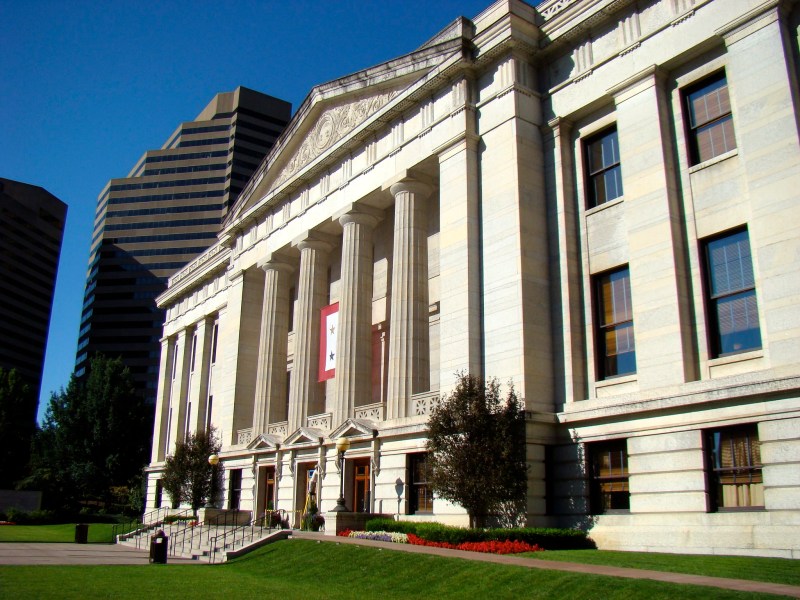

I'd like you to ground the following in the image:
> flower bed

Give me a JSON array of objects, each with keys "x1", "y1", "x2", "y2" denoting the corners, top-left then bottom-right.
[{"x1": 337, "y1": 529, "x2": 542, "y2": 555}]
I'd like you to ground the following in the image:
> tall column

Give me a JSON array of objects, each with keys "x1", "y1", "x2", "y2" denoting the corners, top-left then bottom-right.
[
  {"x1": 614, "y1": 67, "x2": 695, "y2": 388},
  {"x1": 386, "y1": 179, "x2": 432, "y2": 419},
  {"x1": 167, "y1": 328, "x2": 191, "y2": 453},
  {"x1": 151, "y1": 336, "x2": 174, "y2": 462},
  {"x1": 546, "y1": 117, "x2": 586, "y2": 405},
  {"x1": 334, "y1": 211, "x2": 379, "y2": 425},
  {"x1": 288, "y1": 235, "x2": 332, "y2": 431},
  {"x1": 188, "y1": 318, "x2": 213, "y2": 434},
  {"x1": 252, "y1": 256, "x2": 294, "y2": 435}
]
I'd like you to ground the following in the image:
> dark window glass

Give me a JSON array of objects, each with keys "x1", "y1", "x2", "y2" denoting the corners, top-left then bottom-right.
[
  {"x1": 685, "y1": 72, "x2": 736, "y2": 164},
  {"x1": 228, "y1": 469, "x2": 242, "y2": 510},
  {"x1": 210, "y1": 322, "x2": 219, "y2": 364},
  {"x1": 409, "y1": 453, "x2": 433, "y2": 514},
  {"x1": 704, "y1": 229, "x2": 761, "y2": 356},
  {"x1": 589, "y1": 440, "x2": 629, "y2": 514},
  {"x1": 595, "y1": 267, "x2": 636, "y2": 378},
  {"x1": 707, "y1": 425, "x2": 763, "y2": 510},
  {"x1": 585, "y1": 127, "x2": 623, "y2": 207}
]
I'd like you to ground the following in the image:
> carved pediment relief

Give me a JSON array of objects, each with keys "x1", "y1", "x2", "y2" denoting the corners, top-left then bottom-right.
[
  {"x1": 246, "y1": 433, "x2": 282, "y2": 451},
  {"x1": 283, "y1": 427, "x2": 325, "y2": 446},
  {"x1": 330, "y1": 418, "x2": 377, "y2": 439},
  {"x1": 271, "y1": 88, "x2": 400, "y2": 189}
]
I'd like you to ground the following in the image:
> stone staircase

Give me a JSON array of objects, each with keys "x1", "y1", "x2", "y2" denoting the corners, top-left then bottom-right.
[{"x1": 117, "y1": 518, "x2": 291, "y2": 563}]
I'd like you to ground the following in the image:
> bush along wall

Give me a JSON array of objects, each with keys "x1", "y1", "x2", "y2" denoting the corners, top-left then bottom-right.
[{"x1": 364, "y1": 518, "x2": 595, "y2": 550}]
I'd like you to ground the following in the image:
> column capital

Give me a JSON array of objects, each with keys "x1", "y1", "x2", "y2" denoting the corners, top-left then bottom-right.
[
  {"x1": 388, "y1": 179, "x2": 433, "y2": 201},
  {"x1": 257, "y1": 253, "x2": 295, "y2": 275},
  {"x1": 382, "y1": 170, "x2": 436, "y2": 198},
  {"x1": 292, "y1": 230, "x2": 337, "y2": 253},
  {"x1": 338, "y1": 210, "x2": 380, "y2": 229}
]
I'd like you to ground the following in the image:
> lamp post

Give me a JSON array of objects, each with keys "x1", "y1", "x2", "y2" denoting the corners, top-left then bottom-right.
[
  {"x1": 207, "y1": 454, "x2": 220, "y2": 508},
  {"x1": 331, "y1": 437, "x2": 350, "y2": 512}
]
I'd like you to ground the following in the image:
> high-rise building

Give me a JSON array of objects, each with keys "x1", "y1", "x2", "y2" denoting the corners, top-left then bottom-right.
[
  {"x1": 0, "y1": 177, "x2": 67, "y2": 399},
  {"x1": 145, "y1": 0, "x2": 800, "y2": 558},
  {"x1": 76, "y1": 87, "x2": 291, "y2": 403}
]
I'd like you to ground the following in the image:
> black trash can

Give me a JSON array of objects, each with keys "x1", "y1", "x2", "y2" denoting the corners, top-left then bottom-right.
[
  {"x1": 74, "y1": 523, "x2": 89, "y2": 544},
  {"x1": 149, "y1": 529, "x2": 168, "y2": 564}
]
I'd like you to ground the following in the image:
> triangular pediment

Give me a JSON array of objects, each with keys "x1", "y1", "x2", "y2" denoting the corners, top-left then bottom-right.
[
  {"x1": 226, "y1": 32, "x2": 470, "y2": 225},
  {"x1": 246, "y1": 433, "x2": 282, "y2": 451},
  {"x1": 283, "y1": 427, "x2": 325, "y2": 446},
  {"x1": 330, "y1": 419, "x2": 377, "y2": 439}
]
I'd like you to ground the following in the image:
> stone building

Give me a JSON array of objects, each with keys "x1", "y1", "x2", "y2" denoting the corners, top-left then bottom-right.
[{"x1": 146, "y1": 0, "x2": 800, "y2": 557}]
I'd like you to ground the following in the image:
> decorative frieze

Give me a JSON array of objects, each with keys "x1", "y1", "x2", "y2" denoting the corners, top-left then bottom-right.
[
  {"x1": 412, "y1": 392, "x2": 441, "y2": 417},
  {"x1": 307, "y1": 412, "x2": 332, "y2": 430},
  {"x1": 267, "y1": 422, "x2": 288, "y2": 437},
  {"x1": 355, "y1": 402, "x2": 384, "y2": 421},
  {"x1": 237, "y1": 428, "x2": 253, "y2": 446},
  {"x1": 273, "y1": 90, "x2": 399, "y2": 187}
]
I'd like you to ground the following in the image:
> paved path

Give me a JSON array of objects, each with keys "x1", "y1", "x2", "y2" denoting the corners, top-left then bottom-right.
[
  {"x1": 292, "y1": 532, "x2": 800, "y2": 598},
  {"x1": 0, "y1": 543, "x2": 199, "y2": 566}
]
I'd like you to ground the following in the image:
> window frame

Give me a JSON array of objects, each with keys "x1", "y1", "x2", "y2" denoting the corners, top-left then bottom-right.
[
  {"x1": 588, "y1": 439, "x2": 630, "y2": 515},
  {"x1": 584, "y1": 126, "x2": 623, "y2": 208},
  {"x1": 683, "y1": 71, "x2": 736, "y2": 165},
  {"x1": 408, "y1": 453, "x2": 434, "y2": 515},
  {"x1": 706, "y1": 424, "x2": 764, "y2": 511},
  {"x1": 594, "y1": 266, "x2": 636, "y2": 380},
  {"x1": 701, "y1": 228, "x2": 761, "y2": 358}
]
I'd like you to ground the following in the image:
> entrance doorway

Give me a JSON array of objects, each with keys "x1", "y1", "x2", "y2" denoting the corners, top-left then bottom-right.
[
  {"x1": 295, "y1": 463, "x2": 316, "y2": 527},
  {"x1": 353, "y1": 458, "x2": 370, "y2": 513},
  {"x1": 256, "y1": 466, "x2": 276, "y2": 516}
]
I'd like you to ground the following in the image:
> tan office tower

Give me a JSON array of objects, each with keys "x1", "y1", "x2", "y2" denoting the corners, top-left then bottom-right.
[{"x1": 76, "y1": 87, "x2": 291, "y2": 404}]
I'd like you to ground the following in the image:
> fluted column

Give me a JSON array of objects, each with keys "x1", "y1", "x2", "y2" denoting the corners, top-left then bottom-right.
[
  {"x1": 334, "y1": 211, "x2": 379, "y2": 425},
  {"x1": 288, "y1": 236, "x2": 332, "y2": 431},
  {"x1": 387, "y1": 179, "x2": 432, "y2": 419},
  {"x1": 253, "y1": 257, "x2": 295, "y2": 435}
]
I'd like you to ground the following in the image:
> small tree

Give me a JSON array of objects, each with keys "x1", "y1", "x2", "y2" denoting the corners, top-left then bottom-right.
[
  {"x1": 426, "y1": 373, "x2": 527, "y2": 528},
  {"x1": 162, "y1": 428, "x2": 222, "y2": 513}
]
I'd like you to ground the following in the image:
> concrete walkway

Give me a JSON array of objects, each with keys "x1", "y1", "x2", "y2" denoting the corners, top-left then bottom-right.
[
  {"x1": 291, "y1": 531, "x2": 800, "y2": 598},
  {"x1": 0, "y1": 543, "x2": 200, "y2": 566}
]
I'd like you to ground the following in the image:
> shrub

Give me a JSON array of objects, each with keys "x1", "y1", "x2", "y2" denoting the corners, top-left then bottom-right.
[{"x1": 364, "y1": 518, "x2": 594, "y2": 550}]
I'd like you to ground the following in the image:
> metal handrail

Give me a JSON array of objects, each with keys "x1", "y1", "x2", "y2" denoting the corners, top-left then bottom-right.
[{"x1": 209, "y1": 510, "x2": 286, "y2": 563}]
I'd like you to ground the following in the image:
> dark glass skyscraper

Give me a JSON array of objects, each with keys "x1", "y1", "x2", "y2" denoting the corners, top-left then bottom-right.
[
  {"x1": 0, "y1": 177, "x2": 66, "y2": 400},
  {"x1": 76, "y1": 87, "x2": 291, "y2": 403}
]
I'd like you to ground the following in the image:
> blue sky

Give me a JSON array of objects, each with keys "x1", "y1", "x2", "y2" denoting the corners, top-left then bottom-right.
[{"x1": 0, "y1": 0, "x2": 500, "y2": 421}]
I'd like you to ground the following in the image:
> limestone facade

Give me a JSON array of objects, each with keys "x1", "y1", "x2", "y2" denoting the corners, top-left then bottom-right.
[{"x1": 145, "y1": 0, "x2": 800, "y2": 558}]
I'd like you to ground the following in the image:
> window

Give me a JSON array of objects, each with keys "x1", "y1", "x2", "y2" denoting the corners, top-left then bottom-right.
[
  {"x1": 707, "y1": 425, "x2": 763, "y2": 510},
  {"x1": 409, "y1": 453, "x2": 433, "y2": 514},
  {"x1": 228, "y1": 469, "x2": 242, "y2": 510},
  {"x1": 589, "y1": 440, "x2": 630, "y2": 513},
  {"x1": 595, "y1": 267, "x2": 636, "y2": 379},
  {"x1": 155, "y1": 480, "x2": 163, "y2": 508},
  {"x1": 585, "y1": 127, "x2": 623, "y2": 207},
  {"x1": 189, "y1": 333, "x2": 197, "y2": 373},
  {"x1": 210, "y1": 322, "x2": 219, "y2": 364},
  {"x1": 685, "y1": 72, "x2": 736, "y2": 165},
  {"x1": 703, "y1": 229, "x2": 761, "y2": 357}
]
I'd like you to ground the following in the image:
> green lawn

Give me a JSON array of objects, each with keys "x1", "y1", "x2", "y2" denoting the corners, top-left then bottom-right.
[
  {"x1": 0, "y1": 540, "x2": 794, "y2": 600},
  {"x1": 523, "y1": 549, "x2": 800, "y2": 587},
  {"x1": 0, "y1": 523, "x2": 119, "y2": 544}
]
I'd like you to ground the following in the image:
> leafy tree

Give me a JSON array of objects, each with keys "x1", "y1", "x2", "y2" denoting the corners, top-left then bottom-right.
[
  {"x1": 0, "y1": 368, "x2": 37, "y2": 488},
  {"x1": 23, "y1": 355, "x2": 151, "y2": 509},
  {"x1": 162, "y1": 427, "x2": 222, "y2": 513},
  {"x1": 426, "y1": 373, "x2": 527, "y2": 528}
]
